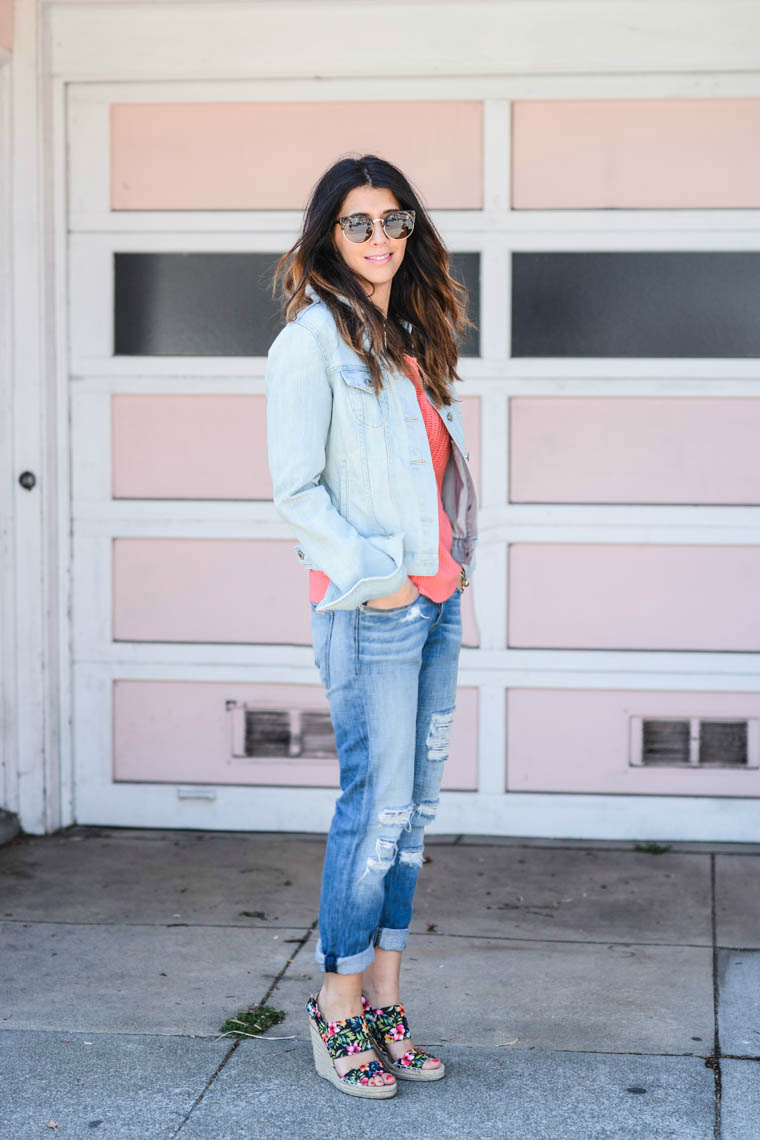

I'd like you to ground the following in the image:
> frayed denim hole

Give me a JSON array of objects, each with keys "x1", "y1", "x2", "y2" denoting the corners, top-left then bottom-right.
[
  {"x1": 426, "y1": 708, "x2": 455, "y2": 762},
  {"x1": 412, "y1": 799, "x2": 439, "y2": 828},
  {"x1": 356, "y1": 836, "x2": 398, "y2": 884},
  {"x1": 398, "y1": 847, "x2": 425, "y2": 869},
  {"x1": 377, "y1": 803, "x2": 414, "y2": 832}
]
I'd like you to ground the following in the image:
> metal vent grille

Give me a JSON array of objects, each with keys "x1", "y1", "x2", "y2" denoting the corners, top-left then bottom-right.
[
  {"x1": 698, "y1": 721, "x2": 748, "y2": 767},
  {"x1": 244, "y1": 710, "x2": 291, "y2": 757},
  {"x1": 227, "y1": 701, "x2": 337, "y2": 761},
  {"x1": 641, "y1": 719, "x2": 690, "y2": 766},
  {"x1": 630, "y1": 716, "x2": 758, "y2": 769}
]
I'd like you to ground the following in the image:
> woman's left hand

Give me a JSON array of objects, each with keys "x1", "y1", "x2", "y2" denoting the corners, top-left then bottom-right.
[{"x1": 364, "y1": 578, "x2": 420, "y2": 610}]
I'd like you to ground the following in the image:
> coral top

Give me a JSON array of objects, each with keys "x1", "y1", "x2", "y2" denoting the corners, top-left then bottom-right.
[{"x1": 309, "y1": 354, "x2": 462, "y2": 606}]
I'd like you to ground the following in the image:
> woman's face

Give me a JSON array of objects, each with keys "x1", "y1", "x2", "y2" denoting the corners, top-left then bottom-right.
[{"x1": 332, "y1": 185, "x2": 408, "y2": 303}]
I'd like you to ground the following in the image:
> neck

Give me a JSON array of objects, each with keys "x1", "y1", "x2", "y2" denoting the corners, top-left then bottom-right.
[{"x1": 360, "y1": 279, "x2": 390, "y2": 319}]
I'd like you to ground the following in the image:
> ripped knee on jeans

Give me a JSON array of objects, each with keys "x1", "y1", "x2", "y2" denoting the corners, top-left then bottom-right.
[
  {"x1": 377, "y1": 804, "x2": 414, "y2": 831},
  {"x1": 398, "y1": 846, "x2": 425, "y2": 869},
  {"x1": 411, "y1": 799, "x2": 439, "y2": 828},
  {"x1": 356, "y1": 836, "x2": 397, "y2": 884}
]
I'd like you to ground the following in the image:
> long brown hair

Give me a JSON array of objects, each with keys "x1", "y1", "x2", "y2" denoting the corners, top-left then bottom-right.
[{"x1": 271, "y1": 154, "x2": 475, "y2": 407}]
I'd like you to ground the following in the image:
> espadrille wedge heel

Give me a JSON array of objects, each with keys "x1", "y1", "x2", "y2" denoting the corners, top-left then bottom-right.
[
  {"x1": 306, "y1": 994, "x2": 397, "y2": 1098},
  {"x1": 362, "y1": 995, "x2": 446, "y2": 1082}
]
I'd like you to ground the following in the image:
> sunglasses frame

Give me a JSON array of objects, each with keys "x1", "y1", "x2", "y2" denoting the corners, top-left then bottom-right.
[{"x1": 335, "y1": 209, "x2": 416, "y2": 243}]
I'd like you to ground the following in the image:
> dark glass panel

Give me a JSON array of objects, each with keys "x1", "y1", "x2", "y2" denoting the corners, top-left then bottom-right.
[{"x1": 512, "y1": 252, "x2": 760, "y2": 357}]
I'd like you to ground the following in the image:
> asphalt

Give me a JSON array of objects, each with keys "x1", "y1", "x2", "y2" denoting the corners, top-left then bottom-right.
[{"x1": 1, "y1": 827, "x2": 759, "y2": 1139}]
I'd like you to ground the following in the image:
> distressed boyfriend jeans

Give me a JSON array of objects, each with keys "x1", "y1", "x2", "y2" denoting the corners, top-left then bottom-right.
[{"x1": 310, "y1": 587, "x2": 463, "y2": 974}]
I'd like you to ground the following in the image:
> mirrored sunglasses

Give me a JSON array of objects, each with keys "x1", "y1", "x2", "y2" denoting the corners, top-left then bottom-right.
[{"x1": 335, "y1": 209, "x2": 416, "y2": 244}]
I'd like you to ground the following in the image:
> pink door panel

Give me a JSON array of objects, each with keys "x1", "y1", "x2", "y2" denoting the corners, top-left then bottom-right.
[
  {"x1": 509, "y1": 544, "x2": 760, "y2": 651},
  {"x1": 510, "y1": 398, "x2": 760, "y2": 504},
  {"x1": 113, "y1": 681, "x2": 479, "y2": 789},
  {"x1": 112, "y1": 395, "x2": 272, "y2": 500},
  {"x1": 113, "y1": 538, "x2": 480, "y2": 646},
  {"x1": 507, "y1": 688, "x2": 760, "y2": 796},
  {"x1": 512, "y1": 99, "x2": 760, "y2": 208},
  {"x1": 111, "y1": 101, "x2": 483, "y2": 210}
]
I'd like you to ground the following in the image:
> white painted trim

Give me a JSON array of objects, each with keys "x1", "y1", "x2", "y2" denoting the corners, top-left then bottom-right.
[
  {"x1": 11, "y1": 0, "x2": 63, "y2": 835},
  {"x1": 69, "y1": 373, "x2": 760, "y2": 395},
  {"x1": 70, "y1": 506, "x2": 760, "y2": 542},
  {"x1": 72, "y1": 783, "x2": 760, "y2": 845},
  {"x1": 61, "y1": 70, "x2": 760, "y2": 109},
  {"x1": 70, "y1": 654, "x2": 760, "y2": 692},
  {"x1": 48, "y1": 2, "x2": 760, "y2": 81},
  {"x1": 52, "y1": 76, "x2": 75, "y2": 828},
  {"x1": 0, "y1": 63, "x2": 14, "y2": 815}
]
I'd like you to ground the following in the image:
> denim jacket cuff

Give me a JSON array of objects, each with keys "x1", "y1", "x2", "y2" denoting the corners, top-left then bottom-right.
[{"x1": 315, "y1": 548, "x2": 409, "y2": 613}]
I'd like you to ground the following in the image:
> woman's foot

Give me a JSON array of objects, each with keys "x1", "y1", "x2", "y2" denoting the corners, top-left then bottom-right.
[
  {"x1": 316, "y1": 987, "x2": 396, "y2": 1088},
  {"x1": 361, "y1": 985, "x2": 442, "y2": 1073}
]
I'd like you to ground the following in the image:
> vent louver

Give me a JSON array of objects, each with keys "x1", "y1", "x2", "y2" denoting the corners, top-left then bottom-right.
[
  {"x1": 227, "y1": 701, "x2": 337, "y2": 761},
  {"x1": 630, "y1": 715, "x2": 757, "y2": 769}
]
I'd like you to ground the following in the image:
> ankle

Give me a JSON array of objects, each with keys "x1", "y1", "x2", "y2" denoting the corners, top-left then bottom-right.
[
  {"x1": 317, "y1": 981, "x2": 363, "y2": 1020},
  {"x1": 362, "y1": 981, "x2": 400, "y2": 1010}
]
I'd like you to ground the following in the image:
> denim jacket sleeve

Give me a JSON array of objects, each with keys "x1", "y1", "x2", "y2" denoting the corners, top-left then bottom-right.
[{"x1": 265, "y1": 320, "x2": 409, "y2": 612}]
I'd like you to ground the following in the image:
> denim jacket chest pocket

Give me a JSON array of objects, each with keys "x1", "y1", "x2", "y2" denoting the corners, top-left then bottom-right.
[{"x1": 338, "y1": 365, "x2": 390, "y2": 428}]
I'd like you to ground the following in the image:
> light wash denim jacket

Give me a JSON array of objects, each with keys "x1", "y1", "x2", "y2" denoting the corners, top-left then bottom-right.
[{"x1": 265, "y1": 283, "x2": 479, "y2": 613}]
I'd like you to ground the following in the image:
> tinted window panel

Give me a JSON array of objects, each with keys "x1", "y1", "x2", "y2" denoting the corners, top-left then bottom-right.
[
  {"x1": 449, "y1": 252, "x2": 480, "y2": 357},
  {"x1": 114, "y1": 251, "x2": 481, "y2": 357},
  {"x1": 114, "y1": 253, "x2": 282, "y2": 356},
  {"x1": 512, "y1": 252, "x2": 760, "y2": 357}
]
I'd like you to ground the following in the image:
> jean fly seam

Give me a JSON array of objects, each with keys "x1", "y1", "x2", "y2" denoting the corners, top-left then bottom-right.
[
  {"x1": 428, "y1": 599, "x2": 445, "y2": 633},
  {"x1": 324, "y1": 610, "x2": 335, "y2": 690}
]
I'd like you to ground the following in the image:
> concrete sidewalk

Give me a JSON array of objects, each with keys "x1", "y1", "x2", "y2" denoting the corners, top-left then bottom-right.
[{"x1": 1, "y1": 827, "x2": 758, "y2": 1139}]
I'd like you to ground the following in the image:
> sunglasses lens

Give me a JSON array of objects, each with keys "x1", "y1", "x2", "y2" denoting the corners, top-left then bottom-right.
[
  {"x1": 384, "y1": 211, "x2": 415, "y2": 239},
  {"x1": 344, "y1": 215, "x2": 373, "y2": 243}
]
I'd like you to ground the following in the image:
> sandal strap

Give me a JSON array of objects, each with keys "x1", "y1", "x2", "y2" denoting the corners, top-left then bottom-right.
[
  {"x1": 361, "y1": 996, "x2": 412, "y2": 1044},
  {"x1": 391, "y1": 1047, "x2": 441, "y2": 1070},
  {"x1": 306, "y1": 994, "x2": 374, "y2": 1060},
  {"x1": 361, "y1": 996, "x2": 441, "y2": 1068},
  {"x1": 340, "y1": 1059, "x2": 387, "y2": 1086}
]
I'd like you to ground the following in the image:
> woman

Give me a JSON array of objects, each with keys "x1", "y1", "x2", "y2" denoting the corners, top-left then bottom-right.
[{"x1": 265, "y1": 154, "x2": 478, "y2": 1098}]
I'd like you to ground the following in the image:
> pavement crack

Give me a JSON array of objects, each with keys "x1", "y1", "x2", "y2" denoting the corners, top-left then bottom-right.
[
  {"x1": 709, "y1": 853, "x2": 722, "y2": 1140},
  {"x1": 170, "y1": 919, "x2": 317, "y2": 1136}
]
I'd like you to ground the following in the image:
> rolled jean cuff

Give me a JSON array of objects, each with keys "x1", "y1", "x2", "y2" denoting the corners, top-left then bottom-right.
[
  {"x1": 314, "y1": 936, "x2": 375, "y2": 975},
  {"x1": 374, "y1": 926, "x2": 409, "y2": 952}
]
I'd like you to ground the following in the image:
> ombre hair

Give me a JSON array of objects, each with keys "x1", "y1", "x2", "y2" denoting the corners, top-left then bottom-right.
[{"x1": 271, "y1": 154, "x2": 475, "y2": 407}]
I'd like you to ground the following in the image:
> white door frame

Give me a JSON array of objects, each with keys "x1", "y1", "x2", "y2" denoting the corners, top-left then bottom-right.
[
  {"x1": 5, "y1": 0, "x2": 68, "y2": 835},
  {"x1": 0, "y1": 50, "x2": 13, "y2": 819}
]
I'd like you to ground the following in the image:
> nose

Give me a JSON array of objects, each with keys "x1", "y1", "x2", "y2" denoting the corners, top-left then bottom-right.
[{"x1": 369, "y1": 218, "x2": 390, "y2": 246}]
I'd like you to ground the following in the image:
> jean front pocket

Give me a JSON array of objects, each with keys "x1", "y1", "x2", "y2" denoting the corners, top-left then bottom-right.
[
  {"x1": 359, "y1": 589, "x2": 422, "y2": 616},
  {"x1": 311, "y1": 606, "x2": 335, "y2": 690}
]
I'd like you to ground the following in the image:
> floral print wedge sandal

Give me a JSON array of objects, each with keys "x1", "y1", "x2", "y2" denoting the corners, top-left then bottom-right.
[
  {"x1": 361, "y1": 995, "x2": 446, "y2": 1082},
  {"x1": 306, "y1": 994, "x2": 398, "y2": 1098}
]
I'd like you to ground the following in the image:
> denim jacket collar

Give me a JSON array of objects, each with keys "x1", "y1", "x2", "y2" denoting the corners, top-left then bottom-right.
[{"x1": 304, "y1": 282, "x2": 413, "y2": 336}]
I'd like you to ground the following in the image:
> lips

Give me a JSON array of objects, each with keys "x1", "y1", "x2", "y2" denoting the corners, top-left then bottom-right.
[{"x1": 365, "y1": 253, "x2": 392, "y2": 263}]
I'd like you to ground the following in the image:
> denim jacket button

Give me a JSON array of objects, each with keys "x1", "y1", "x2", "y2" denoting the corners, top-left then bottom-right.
[{"x1": 446, "y1": 412, "x2": 453, "y2": 421}]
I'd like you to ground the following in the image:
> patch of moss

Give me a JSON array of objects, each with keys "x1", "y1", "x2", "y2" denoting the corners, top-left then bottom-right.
[
  {"x1": 633, "y1": 841, "x2": 672, "y2": 855},
  {"x1": 219, "y1": 1004, "x2": 286, "y2": 1037}
]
